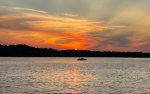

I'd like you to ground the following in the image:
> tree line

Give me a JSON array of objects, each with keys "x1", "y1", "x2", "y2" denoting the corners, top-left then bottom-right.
[{"x1": 0, "y1": 44, "x2": 150, "y2": 57}]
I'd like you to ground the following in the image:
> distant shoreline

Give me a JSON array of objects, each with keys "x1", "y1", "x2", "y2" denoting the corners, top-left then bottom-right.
[
  {"x1": 0, "y1": 44, "x2": 150, "y2": 58},
  {"x1": 0, "y1": 56, "x2": 150, "y2": 58}
]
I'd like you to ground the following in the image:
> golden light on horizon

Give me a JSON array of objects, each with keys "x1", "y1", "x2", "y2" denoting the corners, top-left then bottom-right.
[{"x1": 74, "y1": 48, "x2": 78, "y2": 50}]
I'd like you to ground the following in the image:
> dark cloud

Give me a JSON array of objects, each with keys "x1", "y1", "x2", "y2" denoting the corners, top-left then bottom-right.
[
  {"x1": 88, "y1": 29, "x2": 133, "y2": 51},
  {"x1": 0, "y1": 19, "x2": 29, "y2": 31},
  {"x1": 55, "y1": 38, "x2": 77, "y2": 44},
  {"x1": 138, "y1": 43, "x2": 150, "y2": 52},
  {"x1": 109, "y1": 34, "x2": 132, "y2": 47},
  {"x1": 0, "y1": 9, "x2": 47, "y2": 31}
]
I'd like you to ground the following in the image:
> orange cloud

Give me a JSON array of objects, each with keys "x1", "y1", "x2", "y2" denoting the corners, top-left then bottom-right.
[{"x1": 0, "y1": 7, "x2": 124, "y2": 50}]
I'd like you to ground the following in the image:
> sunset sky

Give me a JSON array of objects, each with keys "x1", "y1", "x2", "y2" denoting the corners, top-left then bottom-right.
[{"x1": 0, "y1": 0, "x2": 150, "y2": 52}]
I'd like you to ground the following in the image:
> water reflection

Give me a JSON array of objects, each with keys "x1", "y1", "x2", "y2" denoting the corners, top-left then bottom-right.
[
  {"x1": 1, "y1": 57, "x2": 150, "y2": 94},
  {"x1": 29, "y1": 63, "x2": 94, "y2": 93}
]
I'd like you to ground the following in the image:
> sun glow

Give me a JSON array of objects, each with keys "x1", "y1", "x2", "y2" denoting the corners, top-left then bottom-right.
[{"x1": 74, "y1": 48, "x2": 78, "y2": 50}]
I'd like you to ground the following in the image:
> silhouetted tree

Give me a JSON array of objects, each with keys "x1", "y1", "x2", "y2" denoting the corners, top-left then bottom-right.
[{"x1": 0, "y1": 44, "x2": 150, "y2": 57}]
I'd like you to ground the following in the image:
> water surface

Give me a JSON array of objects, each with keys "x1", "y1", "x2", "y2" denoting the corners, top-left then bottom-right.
[{"x1": 0, "y1": 57, "x2": 150, "y2": 94}]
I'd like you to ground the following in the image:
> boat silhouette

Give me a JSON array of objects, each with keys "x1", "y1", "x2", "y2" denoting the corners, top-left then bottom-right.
[{"x1": 77, "y1": 57, "x2": 87, "y2": 61}]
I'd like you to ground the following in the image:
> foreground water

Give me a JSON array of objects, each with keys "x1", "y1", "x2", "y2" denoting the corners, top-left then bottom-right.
[{"x1": 0, "y1": 57, "x2": 150, "y2": 94}]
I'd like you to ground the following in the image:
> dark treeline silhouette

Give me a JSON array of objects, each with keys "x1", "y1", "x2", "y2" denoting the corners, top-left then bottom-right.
[
  {"x1": 0, "y1": 44, "x2": 150, "y2": 57},
  {"x1": 0, "y1": 44, "x2": 58, "y2": 57}
]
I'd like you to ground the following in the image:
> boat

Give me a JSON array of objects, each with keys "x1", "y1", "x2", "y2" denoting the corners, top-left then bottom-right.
[{"x1": 77, "y1": 57, "x2": 87, "y2": 61}]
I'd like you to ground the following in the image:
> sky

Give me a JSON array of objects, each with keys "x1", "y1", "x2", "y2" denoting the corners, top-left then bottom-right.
[{"x1": 0, "y1": 0, "x2": 150, "y2": 52}]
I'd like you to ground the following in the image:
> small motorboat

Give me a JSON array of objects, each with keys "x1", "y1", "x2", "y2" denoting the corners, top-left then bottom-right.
[{"x1": 77, "y1": 57, "x2": 87, "y2": 61}]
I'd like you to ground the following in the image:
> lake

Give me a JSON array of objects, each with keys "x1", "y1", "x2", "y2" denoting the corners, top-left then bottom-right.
[{"x1": 0, "y1": 57, "x2": 150, "y2": 94}]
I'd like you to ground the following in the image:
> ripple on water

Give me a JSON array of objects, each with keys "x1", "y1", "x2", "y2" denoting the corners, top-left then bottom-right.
[{"x1": 1, "y1": 57, "x2": 150, "y2": 94}]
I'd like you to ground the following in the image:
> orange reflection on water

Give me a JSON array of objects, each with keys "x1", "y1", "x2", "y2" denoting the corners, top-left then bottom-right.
[
  {"x1": 30, "y1": 63, "x2": 85, "y2": 93},
  {"x1": 62, "y1": 70, "x2": 84, "y2": 93}
]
